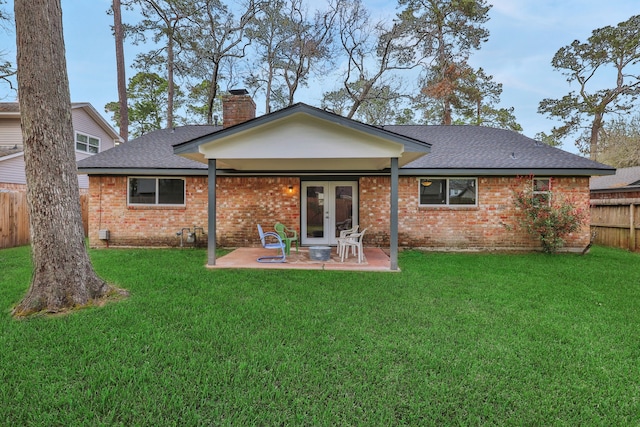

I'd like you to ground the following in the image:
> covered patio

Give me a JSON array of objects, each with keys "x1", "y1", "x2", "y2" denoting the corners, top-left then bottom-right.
[
  {"x1": 209, "y1": 246, "x2": 394, "y2": 271},
  {"x1": 173, "y1": 103, "x2": 431, "y2": 271}
]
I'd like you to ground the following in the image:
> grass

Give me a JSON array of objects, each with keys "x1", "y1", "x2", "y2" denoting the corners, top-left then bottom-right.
[{"x1": 1, "y1": 245, "x2": 640, "y2": 425}]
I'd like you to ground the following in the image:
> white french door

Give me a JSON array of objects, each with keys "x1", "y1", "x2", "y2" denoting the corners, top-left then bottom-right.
[{"x1": 301, "y1": 181, "x2": 358, "y2": 246}]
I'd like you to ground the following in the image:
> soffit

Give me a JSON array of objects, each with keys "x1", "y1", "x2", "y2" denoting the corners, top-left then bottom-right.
[{"x1": 179, "y1": 112, "x2": 426, "y2": 171}]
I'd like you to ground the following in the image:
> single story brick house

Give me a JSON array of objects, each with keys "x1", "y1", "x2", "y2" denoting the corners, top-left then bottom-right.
[
  {"x1": 590, "y1": 166, "x2": 640, "y2": 200},
  {"x1": 77, "y1": 91, "x2": 614, "y2": 269}
]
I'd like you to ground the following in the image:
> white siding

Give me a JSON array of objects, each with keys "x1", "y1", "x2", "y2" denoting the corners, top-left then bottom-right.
[
  {"x1": 0, "y1": 154, "x2": 26, "y2": 184},
  {"x1": 77, "y1": 173, "x2": 89, "y2": 188},
  {"x1": 0, "y1": 155, "x2": 88, "y2": 189},
  {"x1": 0, "y1": 118, "x2": 23, "y2": 147},
  {"x1": 75, "y1": 151, "x2": 91, "y2": 189},
  {"x1": 72, "y1": 108, "x2": 116, "y2": 153},
  {"x1": 0, "y1": 107, "x2": 115, "y2": 189}
]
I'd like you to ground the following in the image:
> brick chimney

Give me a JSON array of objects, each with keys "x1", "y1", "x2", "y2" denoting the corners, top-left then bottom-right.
[{"x1": 222, "y1": 89, "x2": 256, "y2": 128}]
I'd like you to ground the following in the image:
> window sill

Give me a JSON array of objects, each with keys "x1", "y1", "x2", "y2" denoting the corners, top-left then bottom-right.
[
  {"x1": 128, "y1": 205, "x2": 186, "y2": 210},
  {"x1": 418, "y1": 205, "x2": 479, "y2": 211}
]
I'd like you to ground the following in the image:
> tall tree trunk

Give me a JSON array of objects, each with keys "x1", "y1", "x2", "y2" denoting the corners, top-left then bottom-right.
[
  {"x1": 206, "y1": 63, "x2": 220, "y2": 125},
  {"x1": 13, "y1": 0, "x2": 110, "y2": 316},
  {"x1": 589, "y1": 111, "x2": 603, "y2": 161},
  {"x1": 166, "y1": 34, "x2": 175, "y2": 128},
  {"x1": 442, "y1": 99, "x2": 452, "y2": 125},
  {"x1": 113, "y1": 0, "x2": 129, "y2": 141},
  {"x1": 265, "y1": 59, "x2": 274, "y2": 114}
]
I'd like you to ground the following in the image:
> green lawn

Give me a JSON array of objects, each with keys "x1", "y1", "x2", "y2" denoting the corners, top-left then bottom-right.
[{"x1": 1, "y1": 245, "x2": 640, "y2": 425}]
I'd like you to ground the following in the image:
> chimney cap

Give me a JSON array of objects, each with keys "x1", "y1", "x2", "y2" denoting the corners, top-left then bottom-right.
[{"x1": 229, "y1": 89, "x2": 249, "y2": 96}]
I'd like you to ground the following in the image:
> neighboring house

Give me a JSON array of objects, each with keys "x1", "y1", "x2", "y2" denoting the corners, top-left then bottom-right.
[
  {"x1": 77, "y1": 90, "x2": 614, "y2": 269},
  {"x1": 0, "y1": 102, "x2": 122, "y2": 191},
  {"x1": 590, "y1": 166, "x2": 640, "y2": 199}
]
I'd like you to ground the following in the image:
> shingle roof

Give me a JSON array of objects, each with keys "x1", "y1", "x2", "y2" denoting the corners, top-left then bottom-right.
[
  {"x1": 78, "y1": 118, "x2": 614, "y2": 176},
  {"x1": 77, "y1": 125, "x2": 219, "y2": 170},
  {"x1": 0, "y1": 102, "x2": 97, "y2": 113},
  {"x1": 385, "y1": 125, "x2": 613, "y2": 172},
  {"x1": 0, "y1": 103, "x2": 20, "y2": 113},
  {"x1": 0, "y1": 146, "x2": 23, "y2": 158},
  {"x1": 590, "y1": 166, "x2": 640, "y2": 190}
]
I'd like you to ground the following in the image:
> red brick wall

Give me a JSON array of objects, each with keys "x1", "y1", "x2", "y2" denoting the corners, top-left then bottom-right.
[
  {"x1": 222, "y1": 93, "x2": 256, "y2": 128},
  {"x1": 216, "y1": 177, "x2": 300, "y2": 247},
  {"x1": 88, "y1": 175, "x2": 299, "y2": 248},
  {"x1": 88, "y1": 175, "x2": 591, "y2": 251},
  {"x1": 359, "y1": 176, "x2": 591, "y2": 251},
  {"x1": 89, "y1": 176, "x2": 208, "y2": 247}
]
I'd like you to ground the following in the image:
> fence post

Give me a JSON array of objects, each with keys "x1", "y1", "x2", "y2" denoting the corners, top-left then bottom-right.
[{"x1": 631, "y1": 203, "x2": 636, "y2": 252}]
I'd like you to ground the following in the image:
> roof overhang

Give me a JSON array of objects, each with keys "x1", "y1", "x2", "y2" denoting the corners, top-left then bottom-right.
[
  {"x1": 0, "y1": 151, "x2": 24, "y2": 162},
  {"x1": 591, "y1": 186, "x2": 640, "y2": 193},
  {"x1": 400, "y1": 168, "x2": 617, "y2": 177},
  {"x1": 173, "y1": 104, "x2": 431, "y2": 171},
  {"x1": 77, "y1": 167, "x2": 208, "y2": 176}
]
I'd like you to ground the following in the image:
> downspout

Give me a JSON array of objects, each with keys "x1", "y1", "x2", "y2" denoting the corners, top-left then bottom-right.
[
  {"x1": 390, "y1": 157, "x2": 399, "y2": 271},
  {"x1": 208, "y1": 159, "x2": 216, "y2": 266}
]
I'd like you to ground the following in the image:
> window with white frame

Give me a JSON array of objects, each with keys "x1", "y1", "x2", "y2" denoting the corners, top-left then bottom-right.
[
  {"x1": 76, "y1": 132, "x2": 100, "y2": 154},
  {"x1": 532, "y1": 177, "x2": 551, "y2": 205},
  {"x1": 419, "y1": 178, "x2": 477, "y2": 206},
  {"x1": 128, "y1": 177, "x2": 185, "y2": 206}
]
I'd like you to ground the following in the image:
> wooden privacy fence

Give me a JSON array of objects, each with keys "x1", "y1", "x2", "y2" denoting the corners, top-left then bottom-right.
[
  {"x1": 0, "y1": 191, "x2": 88, "y2": 249},
  {"x1": 590, "y1": 198, "x2": 640, "y2": 252}
]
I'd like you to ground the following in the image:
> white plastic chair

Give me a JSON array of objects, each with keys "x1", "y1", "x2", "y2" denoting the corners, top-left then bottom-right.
[
  {"x1": 336, "y1": 225, "x2": 358, "y2": 259},
  {"x1": 340, "y1": 228, "x2": 367, "y2": 263}
]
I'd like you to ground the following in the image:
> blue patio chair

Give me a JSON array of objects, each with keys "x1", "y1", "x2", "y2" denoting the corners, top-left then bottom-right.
[{"x1": 257, "y1": 224, "x2": 287, "y2": 263}]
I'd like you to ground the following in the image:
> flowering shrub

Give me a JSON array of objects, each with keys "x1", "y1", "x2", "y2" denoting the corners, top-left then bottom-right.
[{"x1": 511, "y1": 176, "x2": 586, "y2": 253}]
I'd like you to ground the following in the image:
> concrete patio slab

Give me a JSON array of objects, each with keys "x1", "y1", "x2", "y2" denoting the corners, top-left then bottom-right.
[{"x1": 208, "y1": 247, "x2": 396, "y2": 272}]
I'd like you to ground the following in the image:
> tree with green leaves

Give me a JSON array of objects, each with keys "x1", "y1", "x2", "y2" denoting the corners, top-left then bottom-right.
[
  {"x1": 106, "y1": 71, "x2": 183, "y2": 137},
  {"x1": 454, "y1": 66, "x2": 521, "y2": 130},
  {"x1": 129, "y1": 0, "x2": 196, "y2": 128},
  {"x1": 112, "y1": 0, "x2": 129, "y2": 141},
  {"x1": 184, "y1": 79, "x2": 221, "y2": 124},
  {"x1": 597, "y1": 113, "x2": 640, "y2": 167},
  {"x1": 397, "y1": 0, "x2": 492, "y2": 125},
  {"x1": 534, "y1": 131, "x2": 562, "y2": 148},
  {"x1": 538, "y1": 15, "x2": 640, "y2": 160}
]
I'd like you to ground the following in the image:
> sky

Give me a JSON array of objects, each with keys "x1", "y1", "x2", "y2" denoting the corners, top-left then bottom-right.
[{"x1": 1, "y1": 0, "x2": 639, "y2": 153}]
